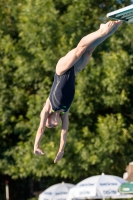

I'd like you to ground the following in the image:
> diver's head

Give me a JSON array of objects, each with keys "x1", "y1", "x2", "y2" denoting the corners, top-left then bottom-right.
[{"x1": 46, "y1": 112, "x2": 61, "y2": 128}]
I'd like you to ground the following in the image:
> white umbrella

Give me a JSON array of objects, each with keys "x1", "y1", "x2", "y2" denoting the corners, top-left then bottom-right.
[
  {"x1": 39, "y1": 182, "x2": 75, "y2": 200},
  {"x1": 67, "y1": 173, "x2": 133, "y2": 200}
]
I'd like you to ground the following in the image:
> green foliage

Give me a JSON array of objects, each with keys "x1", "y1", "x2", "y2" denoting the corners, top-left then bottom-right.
[{"x1": 0, "y1": 0, "x2": 133, "y2": 185}]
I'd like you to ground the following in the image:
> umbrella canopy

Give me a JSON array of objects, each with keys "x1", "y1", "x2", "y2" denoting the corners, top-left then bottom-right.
[
  {"x1": 39, "y1": 182, "x2": 75, "y2": 200},
  {"x1": 119, "y1": 181, "x2": 133, "y2": 194},
  {"x1": 67, "y1": 173, "x2": 131, "y2": 200}
]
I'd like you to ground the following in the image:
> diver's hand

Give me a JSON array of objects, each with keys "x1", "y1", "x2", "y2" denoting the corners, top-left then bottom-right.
[
  {"x1": 54, "y1": 151, "x2": 64, "y2": 163},
  {"x1": 34, "y1": 147, "x2": 44, "y2": 155}
]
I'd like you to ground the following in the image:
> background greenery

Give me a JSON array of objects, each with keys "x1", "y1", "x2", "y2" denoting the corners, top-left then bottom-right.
[{"x1": 1, "y1": 0, "x2": 133, "y2": 199}]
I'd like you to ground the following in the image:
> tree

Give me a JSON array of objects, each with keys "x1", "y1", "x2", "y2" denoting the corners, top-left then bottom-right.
[{"x1": 0, "y1": 0, "x2": 133, "y2": 183}]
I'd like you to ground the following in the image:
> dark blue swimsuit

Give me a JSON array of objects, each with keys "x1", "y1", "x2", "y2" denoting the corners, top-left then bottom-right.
[{"x1": 49, "y1": 66, "x2": 75, "y2": 113}]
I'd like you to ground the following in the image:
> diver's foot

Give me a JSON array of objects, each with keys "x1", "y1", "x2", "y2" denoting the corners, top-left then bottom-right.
[{"x1": 100, "y1": 20, "x2": 122, "y2": 36}]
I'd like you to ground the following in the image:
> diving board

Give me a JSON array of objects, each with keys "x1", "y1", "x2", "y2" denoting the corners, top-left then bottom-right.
[{"x1": 107, "y1": 5, "x2": 133, "y2": 23}]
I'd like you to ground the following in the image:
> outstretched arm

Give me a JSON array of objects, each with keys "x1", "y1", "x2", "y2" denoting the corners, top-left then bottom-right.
[
  {"x1": 54, "y1": 112, "x2": 69, "y2": 163},
  {"x1": 34, "y1": 106, "x2": 49, "y2": 155}
]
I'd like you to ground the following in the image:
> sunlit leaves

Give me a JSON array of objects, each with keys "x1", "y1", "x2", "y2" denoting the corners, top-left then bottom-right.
[{"x1": 0, "y1": 0, "x2": 133, "y2": 182}]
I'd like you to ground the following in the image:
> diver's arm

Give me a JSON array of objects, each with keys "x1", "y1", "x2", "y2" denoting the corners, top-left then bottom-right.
[
  {"x1": 34, "y1": 107, "x2": 49, "y2": 155},
  {"x1": 54, "y1": 112, "x2": 69, "y2": 163}
]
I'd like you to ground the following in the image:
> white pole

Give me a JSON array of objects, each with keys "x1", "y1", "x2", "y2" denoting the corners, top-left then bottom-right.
[{"x1": 5, "y1": 181, "x2": 9, "y2": 200}]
